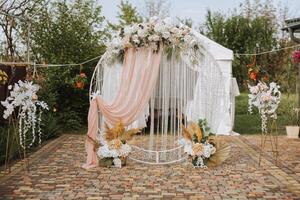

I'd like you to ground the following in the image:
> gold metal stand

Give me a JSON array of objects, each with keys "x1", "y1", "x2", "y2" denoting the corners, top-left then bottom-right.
[{"x1": 258, "y1": 119, "x2": 278, "y2": 166}]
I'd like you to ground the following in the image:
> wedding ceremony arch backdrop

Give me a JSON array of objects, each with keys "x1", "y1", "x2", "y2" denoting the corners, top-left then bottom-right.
[{"x1": 86, "y1": 18, "x2": 239, "y2": 165}]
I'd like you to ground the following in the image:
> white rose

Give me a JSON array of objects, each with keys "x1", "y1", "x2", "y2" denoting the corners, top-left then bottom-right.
[
  {"x1": 137, "y1": 28, "x2": 147, "y2": 38},
  {"x1": 162, "y1": 31, "x2": 171, "y2": 39},
  {"x1": 132, "y1": 34, "x2": 140, "y2": 44},
  {"x1": 124, "y1": 26, "x2": 133, "y2": 35},
  {"x1": 148, "y1": 34, "x2": 160, "y2": 42},
  {"x1": 150, "y1": 42, "x2": 158, "y2": 51},
  {"x1": 170, "y1": 27, "x2": 178, "y2": 33},
  {"x1": 154, "y1": 22, "x2": 164, "y2": 33},
  {"x1": 175, "y1": 30, "x2": 183, "y2": 38}
]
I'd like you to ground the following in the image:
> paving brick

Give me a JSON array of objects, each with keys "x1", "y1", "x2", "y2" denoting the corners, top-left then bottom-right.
[{"x1": 0, "y1": 134, "x2": 299, "y2": 199}]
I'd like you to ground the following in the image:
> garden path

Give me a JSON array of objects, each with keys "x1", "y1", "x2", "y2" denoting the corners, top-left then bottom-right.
[{"x1": 0, "y1": 135, "x2": 299, "y2": 199}]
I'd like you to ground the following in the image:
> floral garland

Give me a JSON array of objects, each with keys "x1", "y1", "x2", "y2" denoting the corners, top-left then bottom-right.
[
  {"x1": 1, "y1": 80, "x2": 48, "y2": 149},
  {"x1": 102, "y1": 17, "x2": 201, "y2": 66},
  {"x1": 248, "y1": 81, "x2": 281, "y2": 133}
]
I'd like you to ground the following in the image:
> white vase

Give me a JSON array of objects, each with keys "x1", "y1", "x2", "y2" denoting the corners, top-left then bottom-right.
[{"x1": 286, "y1": 126, "x2": 300, "y2": 139}]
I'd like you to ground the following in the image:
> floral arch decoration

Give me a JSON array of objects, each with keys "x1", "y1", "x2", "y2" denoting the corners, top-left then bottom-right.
[{"x1": 86, "y1": 17, "x2": 227, "y2": 167}]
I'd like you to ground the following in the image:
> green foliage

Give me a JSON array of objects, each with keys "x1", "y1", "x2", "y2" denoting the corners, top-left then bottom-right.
[
  {"x1": 198, "y1": 118, "x2": 211, "y2": 137},
  {"x1": 118, "y1": 0, "x2": 142, "y2": 26},
  {"x1": 41, "y1": 112, "x2": 63, "y2": 140},
  {"x1": 108, "y1": 0, "x2": 142, "y2": 31},
  {"x1": 0, "y1": 125, "x2": 9, "y2": 164},
  {"x1": 0, "y1": 123, "x2": 22, "y2": 165},
  {"x1": 202, "y1": 0, "x2": 297, "y2": 92},
  {"x1": 234, "y1": 93, "x2": 298, "y2": 134},
  {"x1": 29, "y1": 0, "x2": 107, "y2": 131}
]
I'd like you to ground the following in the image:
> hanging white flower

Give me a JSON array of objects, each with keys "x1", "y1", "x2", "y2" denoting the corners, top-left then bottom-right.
[{"x1": 1, "y1": 80, "x2": 48, "y2": 149}]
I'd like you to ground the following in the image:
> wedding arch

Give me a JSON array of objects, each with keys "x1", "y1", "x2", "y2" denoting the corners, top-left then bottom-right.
[{"x1": 84, "y1": 17, "x2": 239, "y2": 167}]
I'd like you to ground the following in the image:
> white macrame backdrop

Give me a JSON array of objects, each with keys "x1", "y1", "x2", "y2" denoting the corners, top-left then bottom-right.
[{"x1": 90, "y1": 42, "x2": 226, "y2": 164}]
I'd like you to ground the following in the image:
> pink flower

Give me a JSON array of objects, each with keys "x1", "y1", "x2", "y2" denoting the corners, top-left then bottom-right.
[{"x1": 80, "y1": 73, "x2": 86, "y2": 78}]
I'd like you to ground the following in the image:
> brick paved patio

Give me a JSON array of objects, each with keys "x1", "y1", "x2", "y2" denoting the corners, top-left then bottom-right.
[{"x1": 0, "y1": 134, "x2": 299, "y2": 200}]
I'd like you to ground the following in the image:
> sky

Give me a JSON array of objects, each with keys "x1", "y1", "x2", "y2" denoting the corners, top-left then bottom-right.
[{"x1": 100, "y1": 0, "x2": 300, "y2": 26}]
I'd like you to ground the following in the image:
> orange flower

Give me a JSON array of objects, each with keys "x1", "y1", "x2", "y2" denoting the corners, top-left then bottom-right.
[
  {"x1": 192, "y1": 143, "x2": 204, "y2": 156},
  {"x1": 249, "y1": 71, "x2": 257, "y2": 80},
  {"x1": 109, "y1": 139, "x2": 123, "y2": 150},
  {"x1": 32, "y1": 94, "x2": 38, "y2": 101},
  {"x1": 80, "y1": 73, "x2": 86, "y2": 78}
]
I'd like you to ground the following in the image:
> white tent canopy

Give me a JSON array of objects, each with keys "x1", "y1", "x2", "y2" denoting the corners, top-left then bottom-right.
[{"x1": 191, "y1": 31, "x2": 239, "y2": 134}]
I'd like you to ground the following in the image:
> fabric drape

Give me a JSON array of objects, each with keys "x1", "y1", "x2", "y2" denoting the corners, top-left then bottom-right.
[{"x1": 83, "y1": 47, "x2": 162, "y2": 169}]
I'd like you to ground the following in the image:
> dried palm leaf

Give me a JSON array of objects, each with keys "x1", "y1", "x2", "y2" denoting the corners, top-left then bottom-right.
[
  {"x1": 207, "y1": 140, "x2": 231, "y2": 167},
  {"x1": 114, "y1": 120, "x2": 125, "y2": 138},
  {"x1": 188, "y1": 122, "x2": 202, "y2": 142},
  {"x1": 122, "y1": 128, "x2": 140, "y2": 141},
  {"x1": 104, "y1": 121, "x2": 140, "y2": 142},
  {"x1": 104, "y1": 122, "x2": 117, "y2": 141},
  {"x1": 182, "y1": 124, "x2": 192, "y2": 141}
]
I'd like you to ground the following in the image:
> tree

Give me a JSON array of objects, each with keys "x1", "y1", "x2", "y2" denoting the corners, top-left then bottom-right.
[
  {"x1": 118, "y1": 0, "x2": 142, "y2": 26},
  {"x1": 202, "y1": 0, "x2": 293, "y2": 90},
  {"x1": 108, "y1": 0, "x2": 142, "y2": 31},
  {"x1": 0, "y1": 0, "x2": 45, "y2": 60},
  {"x1": 178, "y1": 17, "x2": 193, "y2": 28},
  {"x1": 29, "y1": 0, "x2": 107, "y2": 130},
  {"x1": 143, "y1": 0, "x2": 170, "y2": 19}
]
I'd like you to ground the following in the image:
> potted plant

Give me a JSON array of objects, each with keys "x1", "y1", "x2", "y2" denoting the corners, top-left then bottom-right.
[{"x1": 286, "y1": 107, "x2": 300, "y2": 139}]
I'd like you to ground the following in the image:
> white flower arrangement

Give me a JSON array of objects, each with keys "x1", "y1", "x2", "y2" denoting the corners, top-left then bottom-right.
[
  {"x1": 97, "y1": 131, "x2": 132, "y2": 168},
  {"x1": 102, "y1": 16, "x2": 201, "y2": 66},
  {"x1": 1, "y1": 80, "x2": 48, "y2": 149},
  {"x1": 96, "y1": 122, "x2": 139, "y2": 168},
  {"x1": 248, "y1": 81, "x2": 281, "y2": 133},
  {"x1": 179, "y1": 120, "x2": 217, "y2": 168},
  {"x1": 179, "y1": 138, "x2": 216, "y2": 168}
]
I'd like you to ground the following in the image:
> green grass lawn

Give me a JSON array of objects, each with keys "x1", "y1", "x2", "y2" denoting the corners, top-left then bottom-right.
[{"x1": 233, "y1": 93, "x2": 297, "y2": 135}]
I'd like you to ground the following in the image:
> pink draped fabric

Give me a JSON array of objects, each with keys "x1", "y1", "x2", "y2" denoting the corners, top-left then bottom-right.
[{"x1": 82, "y1": 47, "x2": 162, "y2": 169}]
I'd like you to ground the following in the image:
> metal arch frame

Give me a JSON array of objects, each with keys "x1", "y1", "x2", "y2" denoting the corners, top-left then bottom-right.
[{"x1": 89, "y1": 37, "x2": 225, "y2": 165}]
